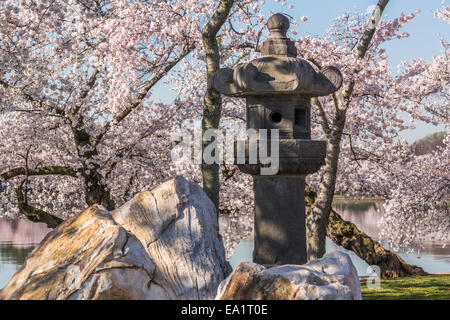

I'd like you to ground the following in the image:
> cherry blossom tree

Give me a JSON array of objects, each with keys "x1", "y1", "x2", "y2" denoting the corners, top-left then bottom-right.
[
  {"x1": 0, "y1": 0, "x2": 291, "y2": 237},
  {"x1": 0, "y1": 0, "x2": 266, "y2": 226},
  {"x1": 337, "y1": 5, "x2": 450, "y2": 253},
  {"x1": 0, "y1": 0, "x2": 447, "y2": 276}
]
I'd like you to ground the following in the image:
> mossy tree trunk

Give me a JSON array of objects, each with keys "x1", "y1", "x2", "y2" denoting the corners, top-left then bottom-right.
[{"x1": 305, "y1": 185, "x2": 427, "y2": 279}]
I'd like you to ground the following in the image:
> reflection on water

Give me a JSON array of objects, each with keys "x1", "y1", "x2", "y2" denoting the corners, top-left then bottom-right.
[
  {"x1": 0, "y1": 218, "x2": 50, "y2": 289},
  {"x1": 230, "y1": 201, "x2": 450, "y2": 276},
  {"x1": 333, "y1": 201, "x2": 382, "y2": 239}
]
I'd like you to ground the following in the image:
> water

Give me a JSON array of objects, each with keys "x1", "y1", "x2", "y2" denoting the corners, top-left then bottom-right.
[
  {"x1": 1, "y1": 201, "x2": 449, "y2": 289},
  {"x1": 229, "y1": 200, "x2": 450, "y2": 276},
  {"x1": 0, "y1": 218, "x2": 50, "y2": 289}
]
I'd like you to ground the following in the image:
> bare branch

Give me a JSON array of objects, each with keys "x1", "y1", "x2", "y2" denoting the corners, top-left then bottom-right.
[
  {"x1": 72, "y1": 67, "x2": 99, "y2": 117},
  {"x1": 341, "y1": 0, "x2": 389, "y2": 106},
  {"x1": 1, "y1": 166, "x2": 78, "y2": 181},
  {"x1": 15, "y1": 180, "x2": 63, "y2": 229},
  {"x1": 311, "y1": 97, "x2": 330, "y2": 136}
]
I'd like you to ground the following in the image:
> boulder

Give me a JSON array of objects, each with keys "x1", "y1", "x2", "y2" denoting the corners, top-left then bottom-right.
[
  {"x1": 0, "y1": 176, "x2": 231, "y2": 300},
  {"x1": 111, "y1": 176, "x2": 231, "y2": 299},
  {"x1": 0, "y1": 205, "x2": 153, "y2": 300},
  {"x1": 216, "y1": 251, "x2": 361, "y2": 300}
]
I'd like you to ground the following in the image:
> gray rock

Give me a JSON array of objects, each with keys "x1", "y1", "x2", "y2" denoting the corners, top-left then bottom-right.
[
  {"x1": 0, "y1": 176, "x2": 230, "y2": 300},
  {"x1": 216, "y1": 251, "x2": 362, "y2": 300}
]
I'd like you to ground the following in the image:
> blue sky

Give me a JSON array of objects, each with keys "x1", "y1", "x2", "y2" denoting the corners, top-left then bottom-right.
[
  {"x1": 264, "y1": 0, "x2": 449, "y2": 142},
  {"x1": 154, "y1": 1, "x2": 449, "y2": 143},
  {"x1": 267, "y1": 0, "x2": 448, "y2": 70}
]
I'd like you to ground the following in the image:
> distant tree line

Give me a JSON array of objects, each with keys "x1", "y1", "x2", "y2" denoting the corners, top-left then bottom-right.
[{"x1": 411, "y1": 131, "x2": 446, "y2": 156}]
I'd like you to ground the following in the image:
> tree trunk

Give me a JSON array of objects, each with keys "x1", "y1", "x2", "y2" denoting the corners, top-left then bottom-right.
[
  {"x1": 306, "y1": 109, "x2": 346, "y2": 260},
  {"x1": 15, "y1": 183, "x2": 63, "y2": 229},
  {"x1": 307, "y1": 0, "x2": 390, "y2": 261},
  {"x1": 305, "y1": 184, "x2": 427, "y2": 278},
  {"x1": 327, "y1": 209, "x2": 427, "y2": 278},
  {"x1": 83, "y1": 170, "x2": 115, "y2": 211},
  {"x1": 201, "y1": 0, "x2": 235, "y2": 210}
]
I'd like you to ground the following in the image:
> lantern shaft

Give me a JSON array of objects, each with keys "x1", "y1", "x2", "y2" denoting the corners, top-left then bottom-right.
[{"x1": 253, "y1": 176, "x2": 307, "y2": 265}]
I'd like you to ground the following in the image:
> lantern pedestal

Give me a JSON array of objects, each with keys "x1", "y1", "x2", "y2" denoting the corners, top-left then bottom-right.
[
  {"x1": 253, "y1": 176, "x2": 306, "y2": 265},
  {"x1": 237, "y1": 139, "x2": 325, "y2": 266}
]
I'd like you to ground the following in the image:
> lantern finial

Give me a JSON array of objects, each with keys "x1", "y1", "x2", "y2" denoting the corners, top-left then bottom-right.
[{"x1": 267, "y1": 13, "x2": 290, "y2": 39}]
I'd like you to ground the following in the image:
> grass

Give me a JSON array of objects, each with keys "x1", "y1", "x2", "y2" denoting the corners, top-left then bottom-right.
[{"x1": 360, "y1": 274, "x2": 450, "y2": 300}]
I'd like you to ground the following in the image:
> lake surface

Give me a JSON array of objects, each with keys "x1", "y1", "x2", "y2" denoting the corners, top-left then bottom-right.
[
  {"x1": 0, "y1": 217, "x2": 50, "y2": 289},
  {"x1": 229, "y1": 201, "x2": 450, "y2": 276},
  {"x1": 1, "y1": 200, "x2": 450, "y2": 289}
]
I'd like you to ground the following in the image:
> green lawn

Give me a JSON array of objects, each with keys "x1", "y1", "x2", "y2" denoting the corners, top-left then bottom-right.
[{"x1": 360, "y1": 274, "x2": 450, "y2": 300}]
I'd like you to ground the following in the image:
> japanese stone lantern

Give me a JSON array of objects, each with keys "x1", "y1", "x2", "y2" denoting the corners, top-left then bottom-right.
[{"x1": 213, "y1": 13, "x2": 343, "y2": 265}]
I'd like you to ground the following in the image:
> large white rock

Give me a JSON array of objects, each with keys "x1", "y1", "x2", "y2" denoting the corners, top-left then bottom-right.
[
  {"x1": 216, "y1": 251, "x2": 362, "y2": 300},
  {"x1": 0, "y1": 205, "x2": 153, "y2": 300},
  {"x1": 0, "y1": 176, "x2": 231, "y2": 300},
  {"x1": 111, "y1": 176, "x2": 231, "y2": 299}
]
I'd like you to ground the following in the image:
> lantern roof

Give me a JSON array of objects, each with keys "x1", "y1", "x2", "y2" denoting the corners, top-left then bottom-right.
[{"x1": 213, "y1": 13, "x2": 343, "y2": 98}]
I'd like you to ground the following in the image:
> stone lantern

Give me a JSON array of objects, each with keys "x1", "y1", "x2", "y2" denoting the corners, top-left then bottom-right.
[{"x1": 213, "y1": 13, "x2": 343, "y2": 265}]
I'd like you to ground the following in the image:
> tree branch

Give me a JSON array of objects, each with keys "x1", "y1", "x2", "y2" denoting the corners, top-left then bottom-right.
[
  {"x1": 201, "y1": 0, "x2": 235, "y2": 210},
  {"x1": 92, "y1": 48, "x2": 192, "y2": 147},
  {"x1": 342, "y1": 0, "x2": 389, "y2": 106},
  {"x1": 15, "y1": 180, "x2": 63, "y2": 229},
  {"x1": 311, "y1": 97, "x2": 330, "y2": 136},
  {"x1": 1, "y1": 166, "x2": 78, "y2": 181},
  {"x1": 72, "y1": 67, "x2": 99, "y2": 117},
  {"x1": 305, "y1": 184, "x2": 427, "y2": 278}
]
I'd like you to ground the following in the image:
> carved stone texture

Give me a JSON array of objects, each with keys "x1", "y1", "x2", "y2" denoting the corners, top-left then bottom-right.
[
  {"x1": 216, "y1": 251, "x2": 362, "y2": 300},
  {"x1": 261, "y1": 13, "x2": 297, "y2": 57},
  {"x1": 238, "y1": 159, "x2": 325, "y2": 176},
  {"x1": 267, "y1": 13, "x2": 290, "y2": 39},
  {"x1": 235, "y1": 139, "x2": 326, "y2": 175},
  {"x1": 213, "y1": 58, "x2": 342, "y2": 97},
  {"x1": 0, "y1": 177, "x2": 231, "y2": 300},
  {"x1": 246, "y1": 96, "x2": 311, "y2": 139}
]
